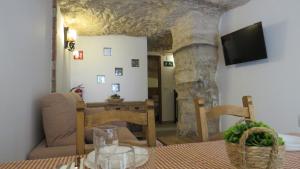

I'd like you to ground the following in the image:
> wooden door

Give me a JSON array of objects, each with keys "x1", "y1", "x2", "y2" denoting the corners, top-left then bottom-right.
[{"x1": 147, "y1": 55, "x2": 162, "y2": 123}]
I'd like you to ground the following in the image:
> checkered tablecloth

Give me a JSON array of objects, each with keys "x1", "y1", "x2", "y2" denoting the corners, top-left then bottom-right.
[{"x1": 1, "y1": 141, "x2": 300, "y2": 169}]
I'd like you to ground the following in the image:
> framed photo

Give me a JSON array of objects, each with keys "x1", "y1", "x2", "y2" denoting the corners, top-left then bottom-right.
[
  {"x1": 115, "y1": 68, "x2": 123, "y2": 76},
  {"x1": 103, "y1": 47, "x2": 112, "y2": 56},
  {"x1": 112, "y1": 83, "x2": 120, "y2": 92},
  {"x1": 96, "y1": 75, "x2": 105, "y2": 84},
  {"x1": 73, "y1": 50, "x2": 84, "y2": 60},
  {"x1": 131, "y1": 59, "x2": 140, "y2": 67}
]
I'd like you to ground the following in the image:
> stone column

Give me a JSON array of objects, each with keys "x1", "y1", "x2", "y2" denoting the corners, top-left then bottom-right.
[{"x1": 171, "y1": 10, "x2": 221, "y2": 136}]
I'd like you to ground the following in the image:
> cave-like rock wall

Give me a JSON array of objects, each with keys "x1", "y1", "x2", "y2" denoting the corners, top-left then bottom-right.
[
  {"x1": 58, "y1": 0, "x2": 250, "y2": 136},
  {"x1": 58, "y1": 0, "x2": 250, "y2": 51}
]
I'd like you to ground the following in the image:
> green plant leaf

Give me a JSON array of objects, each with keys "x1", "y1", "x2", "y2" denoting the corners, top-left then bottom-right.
[{"x1": 224, "y1": 120, "x2": 284, "y2": 146}]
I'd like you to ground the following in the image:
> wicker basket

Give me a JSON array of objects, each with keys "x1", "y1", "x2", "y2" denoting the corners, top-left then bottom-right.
[{"x1": 225, "y1": 127, "x2": 285, "y2": 169}]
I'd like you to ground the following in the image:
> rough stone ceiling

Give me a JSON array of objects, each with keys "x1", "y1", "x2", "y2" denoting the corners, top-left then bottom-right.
[{"x1": 58, "y1": 0, "x2": 249, "y2": 51}]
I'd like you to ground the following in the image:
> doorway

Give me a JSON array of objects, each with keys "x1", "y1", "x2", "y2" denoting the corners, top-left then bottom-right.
[{"x1": 147, "y1": 55, "x2": 162, "y2": 123}]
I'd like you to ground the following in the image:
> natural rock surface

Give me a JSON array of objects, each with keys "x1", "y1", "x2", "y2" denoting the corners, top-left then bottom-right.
[
  {"x1": 147, "y1": 31, "x2": 173, "y2": 52},
  {"x1": 171, "y1": 9, "x2": 222, "y2": 136},
  {"x1": 58, "y1": 0, "x2": 249, "y2": 51},
  {"x1": 57, "y1": 0, "x2": 250, "y2": 136},
  {"x1": 174, "y1": 42, "x2": 220, "y2": 136}
]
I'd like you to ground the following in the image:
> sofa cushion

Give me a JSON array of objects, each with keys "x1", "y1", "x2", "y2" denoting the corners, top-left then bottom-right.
[
  {"x1": 69, "y1": 92, "x2": 83, "y2": 102},
  {"x1": 28, "y1": 140, "x2": 93, "y2": 160},
  {"x1": 29, "y1": 127, "x2": 138, "y2": 160},
  {"x1": 41, "y1": 93, "x2": 81, "y2": 147},
  {"x1": 117, "y1": 127, "x2": 138, "y2": 142},
  {"x1": 28, "y1": 140, "x2": 75, "y2": 160}
]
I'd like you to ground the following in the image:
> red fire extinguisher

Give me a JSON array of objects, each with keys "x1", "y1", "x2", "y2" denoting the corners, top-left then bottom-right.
[{"x1": 70, "y1": 84, "x2": 84, "y2": 98}]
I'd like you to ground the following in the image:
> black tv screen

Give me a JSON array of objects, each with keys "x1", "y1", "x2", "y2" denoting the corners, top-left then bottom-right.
[{"x1": 221, "y1": 22, "x2": 267, "y2": 66}]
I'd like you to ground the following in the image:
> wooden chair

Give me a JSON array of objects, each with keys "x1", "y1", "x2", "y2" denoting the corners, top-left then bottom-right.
[
  {"x1": 76, "y1": 100, "x2": 156, "y2": 155},
  {"x1": 194, "y1": 96, "x2": 255, "y2": 142}
]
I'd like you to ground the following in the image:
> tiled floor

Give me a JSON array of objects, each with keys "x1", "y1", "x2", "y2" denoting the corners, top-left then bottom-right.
[
  {"x1": 156, "y1": 122, "x2": 177, "y2": 137},
  {"x1": 156, "y1": 122, "x2": 200, "y2": 145}
]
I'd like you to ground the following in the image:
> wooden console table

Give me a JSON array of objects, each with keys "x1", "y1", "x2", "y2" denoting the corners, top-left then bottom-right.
[
  {"x1": 87, "y1": 101, "x2": 146, "y2": 111},
  {"x1": 86, "y1": 101, "x2": 149, "y2": 138}
]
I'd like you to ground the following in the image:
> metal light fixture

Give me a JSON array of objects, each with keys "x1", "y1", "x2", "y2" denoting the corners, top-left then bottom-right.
[{"x1": 64, "y1": 27, "x2": 77, "y2": 51}]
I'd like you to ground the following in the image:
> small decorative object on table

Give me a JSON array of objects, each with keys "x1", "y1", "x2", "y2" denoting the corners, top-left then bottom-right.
[
  {"x1": 224, "y1": 120, "x2": 285, "y2": 169},
  {"x1": 107, "y1": 94, "x2": 124, "y2": 103}
]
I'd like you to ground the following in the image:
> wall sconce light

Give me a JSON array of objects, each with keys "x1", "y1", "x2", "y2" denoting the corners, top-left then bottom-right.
[{"x1": 64, "y1": 27, "x2": 77, "y2": 52}]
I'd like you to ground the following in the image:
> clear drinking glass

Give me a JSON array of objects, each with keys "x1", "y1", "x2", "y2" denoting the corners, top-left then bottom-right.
[
  {"x1": 94, "y1": 125, "x2": 119, "y2": 147},
  {"x1": 97, "y1": 145, "x2": 136, "y2": 169},
  {"x1": 94, "y1": 125, "x2": 119, "y2": 169}
]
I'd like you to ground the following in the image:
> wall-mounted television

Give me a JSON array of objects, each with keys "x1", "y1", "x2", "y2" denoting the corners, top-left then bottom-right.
[{"x1": 221, "y1": 22, "x2": 268, "y2": 66}]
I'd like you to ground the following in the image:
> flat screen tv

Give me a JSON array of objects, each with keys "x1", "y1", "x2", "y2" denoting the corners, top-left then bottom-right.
[{"x1": 221, "y1": 22, "x2": 268, "y2": 66}]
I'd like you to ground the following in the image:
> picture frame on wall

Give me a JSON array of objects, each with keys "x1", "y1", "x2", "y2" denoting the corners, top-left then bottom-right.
[
  {"x1": 96, "y1": 75, "x2": 106, "y2": 84},
  {"x1": 103, "y1": 47, "x2": 112, "y2": 56},
  {"x1": 115, "y1": 68, "x2": 123, "y2": 76},
  {"x1": 73, "y1": 50, "x2": 84, "y2": 60},
  {"x1": 131, "y1": 59, "x2": 140, "y2": 67},
  {"x1": 112, "y1": 83, "x2": 120, "y2": 92}
]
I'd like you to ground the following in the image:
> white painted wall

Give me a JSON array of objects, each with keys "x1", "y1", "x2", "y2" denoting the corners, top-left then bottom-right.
[
  {"x1": 71, "y1": 36, "x2": 148, "y2": 102},
  {"x1": 56, "y1": 7, "x2": 71, "y2": 93},
  {"x1": 217, "y1": 0, "x2": 300, "y2": 133},
  {"x1": 161, "y1": 53, "x2": 176, "y2": 122},
  {"x1": 0, "y1": 0, "x2": 52, "y2": 162}
]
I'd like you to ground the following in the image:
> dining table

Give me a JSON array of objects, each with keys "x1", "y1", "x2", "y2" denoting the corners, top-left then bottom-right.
[{"x1": 1, "y1": 140, "x2": 300, "y2": 169}]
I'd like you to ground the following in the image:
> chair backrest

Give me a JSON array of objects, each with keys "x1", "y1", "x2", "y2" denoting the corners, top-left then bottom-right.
[
  {"x1": 194, "y1": 96, "x2": 255, "y2": 142},
  {"x1": 76, "y1": 100, "x2": 156, "y2": 154}
]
